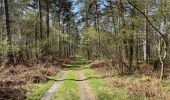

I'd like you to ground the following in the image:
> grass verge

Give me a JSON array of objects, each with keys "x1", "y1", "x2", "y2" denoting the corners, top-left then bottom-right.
[
  {"x1": 26, "y1": 70, "x2": 63, "y2": 100},
  {"x1": 52, "y1": 70, "x2": 79, "y2": 100},
  {"x1": 83, "y1": 68, "x2": 143, "y2": 100}
]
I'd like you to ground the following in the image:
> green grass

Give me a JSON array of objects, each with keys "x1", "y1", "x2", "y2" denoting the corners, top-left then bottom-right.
[
  {"x1": 27, "y1": 59, "x2": 143, "y2": 100},
  {"x1": 26, "y1": 81, "x2": 54, "y2": 100},
  {"x1": 71, "y1": 57, "x2": 91, "y2": 65},
  {"x1": 52, "y1": 70, "x2": 79, "y2": 100},
  {"x1": 70, "y1": 60, "x2": 91, "y2": 65},
  {"x1": 26, "y1": 71, "x2": 63, "y2": 100},
  {"x1": 63, "y1": 59, "x2": 90, "y2": 70},
  {"x1": 83, "y1": 68, "x2": 144, "y2": 100}
]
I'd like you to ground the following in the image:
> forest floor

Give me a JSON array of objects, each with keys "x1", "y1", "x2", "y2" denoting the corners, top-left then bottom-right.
[
  {"x1": 27, "y1": 58, "x2": 142, "y2": 100},
  {"x1": 40, "y1": 59, "x2": 97, "y2": 100},
  {"x1": 2, "y1": 57, "x2": 170, "y2": 99},
  {"x1": 0, "y1": 57, "x2": 73, "y2": 100}
]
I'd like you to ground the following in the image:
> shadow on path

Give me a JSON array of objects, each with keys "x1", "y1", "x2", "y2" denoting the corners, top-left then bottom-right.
[
  {"x1": 62, "y1": 67, "x2": 90, "y2": 71},
  {"x1": 48, "y1": 75, "x2": 114, "y2": 82}
]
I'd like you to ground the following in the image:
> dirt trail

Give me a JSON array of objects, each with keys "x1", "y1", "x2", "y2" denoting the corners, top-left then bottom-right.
[
  {"x1": 41, "y1": 59, "x2": 97, "y2": 100},
  {"x1": 78, "y1": 70, "x2": 97, "y2": 100},
  {"x1": 41, "y1": 70, "x2": 68, "y2": 100}
]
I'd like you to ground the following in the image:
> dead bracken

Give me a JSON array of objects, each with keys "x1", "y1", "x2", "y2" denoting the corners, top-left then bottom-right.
[
  {"x1": 0, "y1": 57, "x2": 73, "y2": 99},
  {"x1": 89, "y1": 60, "x2": 170, "y2": 100}
]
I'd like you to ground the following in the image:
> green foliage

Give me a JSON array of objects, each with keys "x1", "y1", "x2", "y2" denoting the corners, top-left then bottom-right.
[
  {"x1": 0, "y1": 37, "x2": 8, "y2": 55},
  {"x1": 26, "y1": 71, "x2": 63, "y2": 100},
  {"x1": 83, "y1": 28, "x2": 98, "y2": 41},
  {"x1": 26, "y1": 81, "x2": 54, "y2": 100}
]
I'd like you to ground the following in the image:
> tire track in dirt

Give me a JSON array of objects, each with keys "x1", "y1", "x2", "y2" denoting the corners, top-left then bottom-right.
[
  {"x1": 41, "y1": 70, "x2": 68, "y2": 100},
  {"x1": 78, "y1": 70, "x2": 97, "y2": 100}
]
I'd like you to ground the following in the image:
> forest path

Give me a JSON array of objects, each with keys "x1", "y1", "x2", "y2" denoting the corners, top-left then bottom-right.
[
  {"x1": 41, "y1": 70, "x2": 68, "y2": 100},
  {"x1": 41, "y1": 59, "x2": 96, "y2": 100},
  {"x1": 78, "y1": 69, "x2": 97, "y2": 100}
]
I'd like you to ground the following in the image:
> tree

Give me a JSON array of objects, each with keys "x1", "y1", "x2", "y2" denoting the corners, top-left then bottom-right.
[
  {"x1": 38, "y1": 0, "x2": 42, "y2": 39},
  {"x1": 143, "y1": 0, "x2": 150, "y2": 62},
  {"x1": 4, "y1": 0, "x2": 14, "y2": 65},
  {"x1": 45, "y1": 0, "x2": 50, "y2": 38}
]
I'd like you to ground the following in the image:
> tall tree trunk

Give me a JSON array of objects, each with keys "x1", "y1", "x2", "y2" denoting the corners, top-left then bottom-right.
[
  {"x1": 136, "y1": 34, "x2": 139, "y2": 69},
  {"x1": 66, "y1": 18, "x2": 71, "y2": 57},
  {"x1": 143, "y1": 0, "x2": 150, "y2": 62},
  {"x1": 157, "y1": 39, "x2": 168, "y2": 80},
  {"x1": 38, "y1": 0, "x2": 42, "y2": 39},
  {"x1": 46, "y1": 0, "x2": 50, "y2": 38},
  {"x1": 95, "y1": 1, "x2": 101, "y2": 58},
  {"x1": 0, "y1": 0, "x2": 3, "y2": 42},
  {"x1": 0, "y1": 0, "x2": 2, "y2": 17},
  {"x1": 85, "y1": 2, "x2": 91, "y2": 60},
  {"x1": 128, "y1": 0, "x2": 135, "y2": 74},
  {"x1": 0, "y1": 0, "x2": 3, "y2": 65},
  {"x1": 85, "y1": 0, "x2": 89, "y2": 27},
  {"x1": 34, "y1": 12, "x2": 38, "y2": 62},
  {"x1": 159, "y1": 0, "x2": 168, "y2": 80},
  {"x1": 58, "y1": 13, "x2": 62, "y2": 57},
  {"x1": 62, "y1": 15, "x2": 65, "y2": 57},
  {"x1": 4, "y1": 0, "x2": 14, "y2": 65},
  {"x1": 122, "y1": 14, "x2": 127, "y2": 74}
]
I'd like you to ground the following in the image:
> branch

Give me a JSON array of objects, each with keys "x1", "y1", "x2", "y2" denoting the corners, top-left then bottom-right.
[{"x1": 127, "y1": 0, "x2": 166, "y2": 39}]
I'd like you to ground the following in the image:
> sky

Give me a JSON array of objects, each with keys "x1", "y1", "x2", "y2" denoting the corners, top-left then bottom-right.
[
  {"x1": 71, "y1": 0, "x2": 79, "y2": 13},
  {"x1": 71, "y1": 0, "x2": 108, "y2": 13}
]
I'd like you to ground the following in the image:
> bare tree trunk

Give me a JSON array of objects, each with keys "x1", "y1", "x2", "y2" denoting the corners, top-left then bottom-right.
[
  {"x1": 95, "y1": 1, "x2": 101, "y2": 58},
  {"x1": 0, "y1": 0, "x2": 2, "y2": 17},
  {"x1": 4, "y1": 0, "x2": 14, "y2": 65},
  {"x1": 58, "y1": 13, "x2": 62, "y2": 57},
  {"x1": 38, "y1": 0, "x2": 42, "y2": 39},
  {"x1": 35, "y1": 12, "x2": 39, "y2": 62},
  {"x1": 66, "y1": 17, "x2": 71, "y2": 57},
  {"x1": 85, "y1": 3, "x2": 91, "y2": 60},
  {"x1": 128, "y1": 0, "x2": 135, "y2": 74},
  {"x1": 62, "y1": 15, "x2": 65, "y2": 57},
  {"x1": 157, "y1": 0, "x2": 168, "y2": 80},
  {"x1": 0, "y1": 0, "x2": 3, "y2": 66},
  {"x1": 46, "y1": 0, "x2": 50, "y2": 38},
  {"x1": 85, "y1": 0, "x2": 89, "y2": 28},
  {"x1": 136, "y1": 32, "x2": 139, "y2": 70},
  {"x1": 0, "y1": 0, "x2": 3, "y2": 42},
  {"x1": 143, "y1": 0, "x2": 150, "y2": 62},
  {"x1": 157, "y1": 40, "x2": 167, "y2": 80}
]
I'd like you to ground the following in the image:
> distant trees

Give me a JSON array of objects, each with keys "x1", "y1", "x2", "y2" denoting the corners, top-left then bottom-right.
[
  {"x1": 78, "y1": 0, "x2": 170, "y2": 79},
  {"x1": 0, "y1": 0, "x2": 79, "y2": 65},
  {"x1": 1, "y1": 0, "x2": 170, "y2": 79}
]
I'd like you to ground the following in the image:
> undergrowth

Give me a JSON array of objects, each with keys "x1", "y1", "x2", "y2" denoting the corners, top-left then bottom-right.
[
  {"x1": 26, "y1": 70, "x2": 63, "y2": 100},
  {"x1": 95, "y1": 67, "x2": 170, "y2": 99},
  {"x1": 83, "y1": 68, "x2": 141, "y2": 100}
]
